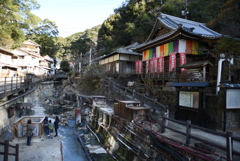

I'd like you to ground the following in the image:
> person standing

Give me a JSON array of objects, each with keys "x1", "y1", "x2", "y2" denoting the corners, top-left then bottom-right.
[
  {"x1": 27, "y1": 120, "x2": 35, "y2": 146},
  {"x1": 43, "y1": 116, "x2": 49, "y2": 136},
  {"x1": 54, "y1": 116, "x2": 60, "y2": 137},
  {"x1": 48, "y1": 120, "x2": 54, "y2": 139}
]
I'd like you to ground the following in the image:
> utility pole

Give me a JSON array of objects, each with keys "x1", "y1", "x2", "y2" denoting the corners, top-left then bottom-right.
[
  {"x1": 79, "y1": 52, "x2": 82, "y2": 73},
  {"x1": 89, "y1": 48, "x2": 92, "y2": 66},
  {"x1": 181, "y1": 0, "x2": 189, "y2": 19}
]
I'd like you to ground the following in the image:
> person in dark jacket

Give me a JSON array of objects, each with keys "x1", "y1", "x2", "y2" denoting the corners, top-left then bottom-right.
[
  {"x1": 27, "y1": 120, "x2": 35, "y2": 146},
  {"x1": 43, "y1": 116, "x2": 49, "y2": 135},
  {"x1": 54, "y1": 116, "x2": 60, "y2": 137}
]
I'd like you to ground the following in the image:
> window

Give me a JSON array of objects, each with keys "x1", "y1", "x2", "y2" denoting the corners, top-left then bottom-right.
[{"x1": 226, "y1": 89, "x2": 240, "y2": 109}]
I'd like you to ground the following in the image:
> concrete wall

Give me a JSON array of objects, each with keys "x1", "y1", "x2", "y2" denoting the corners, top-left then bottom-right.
[{"x1": 0, "y1": 81, "x2": 60, "y2": 140}]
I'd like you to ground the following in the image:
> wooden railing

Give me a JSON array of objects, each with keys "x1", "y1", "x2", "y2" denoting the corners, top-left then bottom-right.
[
  {"x1": 161, "y1": 114, "x2": 240, "y2": 160},
  {"x1": 0, "y1": 140, "x2": 19, "y2": 161}
]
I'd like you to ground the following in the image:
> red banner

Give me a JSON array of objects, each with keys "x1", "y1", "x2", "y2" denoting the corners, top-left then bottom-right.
[
  {"x1": 153, "y1": 57, "x2": 158, "y2": 73},
  {"x1": 138, "y1": 61, "x2": 142, "y2": 74},
  {"x1": 146, "y1": 60, "x2": 149, "y2": 74},
  {"x1": 169, "y1": 52, "x2": 176, "y2": 72},
  {"x1": 158, "y1": 56, "x2": 164, "y2": 73},
  {"x1": 150, "y1": 59, "x2": 154, "y2": 73},
  {"x1": 180, "y1": 53, "x2": 187, "y2": 72},
  {"x1": 135, "y1": 61, "x2": 138, "y2": 74}
]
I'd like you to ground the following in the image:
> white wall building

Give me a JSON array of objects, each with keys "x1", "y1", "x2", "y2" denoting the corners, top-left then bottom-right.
[
  {"x1": 0, "y1": 47, "x2": 18, "y2": 77},
  {"x1": 12, "y1": 40, "x2": 55, "y2": 76}
]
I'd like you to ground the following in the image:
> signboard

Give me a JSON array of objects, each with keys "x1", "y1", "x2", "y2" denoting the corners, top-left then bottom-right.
[
  {"x1": 179, "y1": 91, "x2": 199, "y2": 108},
  {"x1": 226, "y1": 89, "x2": 240, "y2": 109}
]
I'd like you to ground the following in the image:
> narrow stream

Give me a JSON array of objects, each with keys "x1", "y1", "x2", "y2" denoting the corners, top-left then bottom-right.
[{"x1": 59, "y1": 120, "x2": 88, "y2": 161}]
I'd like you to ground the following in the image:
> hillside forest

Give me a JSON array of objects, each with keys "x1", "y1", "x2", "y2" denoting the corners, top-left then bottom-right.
[{"x1": 0, "y1": 0, "x2": 240, "y2": 68}]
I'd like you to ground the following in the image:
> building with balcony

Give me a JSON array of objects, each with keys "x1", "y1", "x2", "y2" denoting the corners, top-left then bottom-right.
[
  {"x1": 12, "y1": 40, "x2": 42, "y2": 76},
  {"x1": 0, "y1": 47, "x2": 18, "y2": 77},
  {"x1": 40, "y1": 55, "x2": 55, "y2": 76}
]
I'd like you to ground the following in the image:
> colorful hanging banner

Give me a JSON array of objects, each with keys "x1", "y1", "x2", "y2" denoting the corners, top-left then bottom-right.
[
  {"x1": 179, "y1": 53, "x2": 187, "y2": 72},
  {"x1": 142, "y1": 39, "x2": 203, "y2": 61},
  {"x1": 169, "y1": 52, "x2": 176, "y2": 72}
]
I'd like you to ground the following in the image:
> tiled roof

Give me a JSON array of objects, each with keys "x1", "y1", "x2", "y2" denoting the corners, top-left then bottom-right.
[
  {"x1": 159, "y1": 13, "x2": 222, "y2": 38},
  {"x1": 134, "y1": 13, "x2": 222, "y2": 50},
  {"x1": 23, "y1": 40, "x2": 41, "y2": 47},
  {"x1": 100, "y1": 42, "x2": 142, "y2": 59},
  {"x1": 0, "y1": 47, "x2": 16, "y2": 55}
]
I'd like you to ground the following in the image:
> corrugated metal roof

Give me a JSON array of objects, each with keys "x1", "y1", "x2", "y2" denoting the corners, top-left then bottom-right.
[
  {"x1": 169, "y1": 82, "x2": 210, "y2": 87},
  {"x1": 219, "y1": 83, "x2": 240, "y2": 88}
]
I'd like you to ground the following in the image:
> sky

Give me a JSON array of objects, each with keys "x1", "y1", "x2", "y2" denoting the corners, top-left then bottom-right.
[{"x1": 31, "y1": 0, "x2": 125, "y2": 38}]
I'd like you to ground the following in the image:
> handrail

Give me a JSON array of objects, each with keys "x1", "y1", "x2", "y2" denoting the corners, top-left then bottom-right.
[
  {"x1": 0, "y1": 76, "x2": 37, "y2": 98},
  {"x1": 106, "y1": 77, "x2": 167, "y2": 113},
  {"x1": 161, "y1": 114, "x2": 240, "y2": 160},
  {"x1": 105, "y1": 77, "x2": 240, "y2": 160}
]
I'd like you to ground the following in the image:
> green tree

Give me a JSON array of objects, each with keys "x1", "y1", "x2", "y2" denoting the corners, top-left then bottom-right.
[
  {"x1": 0, "y1": 0, "x2": 40, "y2": 48},
  {"x1": 60, "y1": 60, "x2": 70, "y2": 73},
  {"x1": 26, "y1": 19, "x2": 59, "y2": 57},
  {"x1": 97, "y1": 0, "x2": 162, "y2": 55}
]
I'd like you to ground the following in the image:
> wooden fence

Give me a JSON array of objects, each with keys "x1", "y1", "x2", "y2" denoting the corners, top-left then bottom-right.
[{"x1": 0, "y1": 140, "x2": 19, "y2": 161}]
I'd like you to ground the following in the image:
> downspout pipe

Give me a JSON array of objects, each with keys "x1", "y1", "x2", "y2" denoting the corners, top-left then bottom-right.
[
  {"x1": 216, "y1": 59, "x2": 224, "y2": 95},
  {"x1": 216, "y1": 57, "x2": 234, "y2": 95}
]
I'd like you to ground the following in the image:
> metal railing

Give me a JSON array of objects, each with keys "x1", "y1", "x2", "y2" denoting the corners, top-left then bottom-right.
[
  {"x1": 0, "y1": 76, "x2": 31, "y2": 91},
  {"x1": 106, "y1": 77, "x2": 240, "y2": 160},
  {"x1": 106, "y1": 77, "x2": 168, "y2": 114},
  {"x1": 0, "y1": 76, "x2": 36, "y2": 99},
  {"x1": 161, "y1": 114, "x2": 240, "y2": 160}
]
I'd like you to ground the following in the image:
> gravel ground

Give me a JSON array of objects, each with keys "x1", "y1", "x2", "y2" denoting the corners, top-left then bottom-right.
[
  {"x1": 9, "y1": 134, "x2": 63, "y2": 161},
  {"x1": 10, "y1": 105, "x2": 63, "y2": 161}
]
